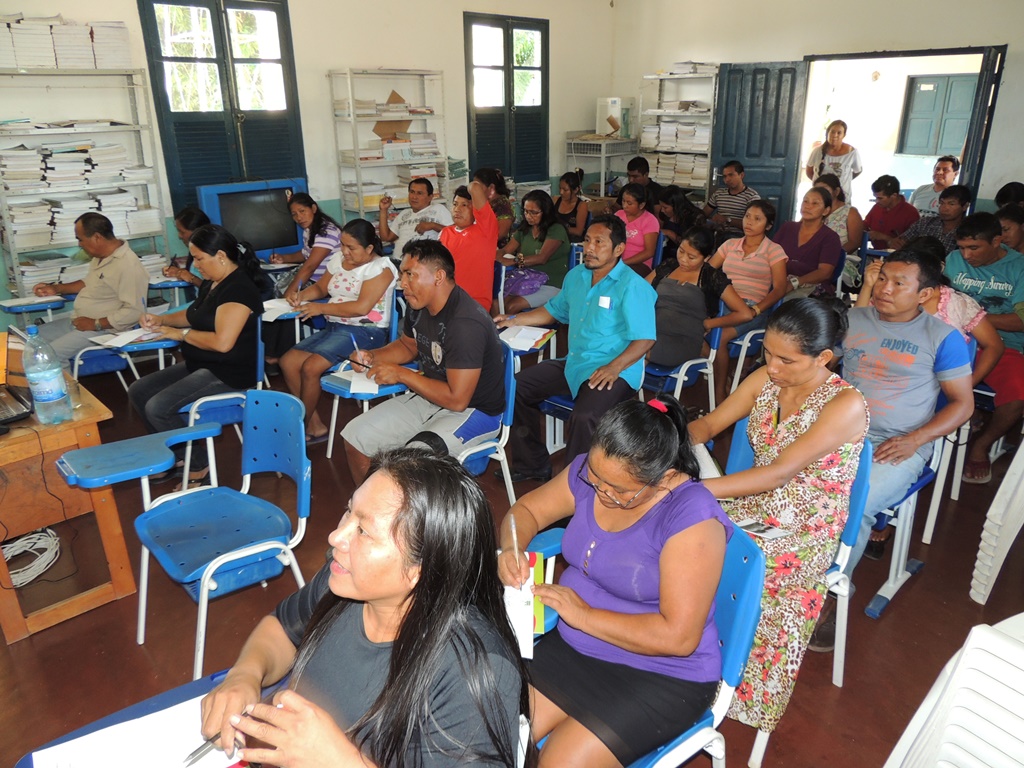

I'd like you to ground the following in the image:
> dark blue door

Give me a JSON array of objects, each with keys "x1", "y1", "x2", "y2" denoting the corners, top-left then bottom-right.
[{"x1": 712, "y1": 62, "x2": 808, "y2": 229}]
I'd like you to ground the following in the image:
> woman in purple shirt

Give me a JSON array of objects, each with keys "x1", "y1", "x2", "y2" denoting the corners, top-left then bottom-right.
[
  {"x1": 498, "y1": 395, "x2": 732, "y2": 767},
  {"x1": 773, "y1": 186, "x2": 843, "y2": 298}
]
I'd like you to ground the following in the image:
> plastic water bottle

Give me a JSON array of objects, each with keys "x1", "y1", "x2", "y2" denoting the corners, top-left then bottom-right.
[{"x1": 23, "y1": 325, "x2": 73, "y2": 424}]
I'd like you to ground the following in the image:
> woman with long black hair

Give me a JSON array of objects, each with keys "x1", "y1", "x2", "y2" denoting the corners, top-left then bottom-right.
[{"x1": 200, "y1": 448, "x2": 529, "y2": 768}]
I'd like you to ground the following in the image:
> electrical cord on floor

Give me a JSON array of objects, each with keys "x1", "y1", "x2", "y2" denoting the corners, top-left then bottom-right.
[{"x1": 1, "y1": 528, "x2": 60, "y2": 588}]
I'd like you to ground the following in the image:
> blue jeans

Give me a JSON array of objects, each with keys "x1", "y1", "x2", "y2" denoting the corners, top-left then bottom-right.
[
  {"x1": 128, "y1": 363, "x2": 239, "y2": 469},
  {"x1": 844, "y1": 448, "x2": 928, "y2": 578}
]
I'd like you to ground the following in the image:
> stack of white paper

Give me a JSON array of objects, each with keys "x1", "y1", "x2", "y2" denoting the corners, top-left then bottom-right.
[
  {"x1": 93, "y1": 188, "x2": 137, "y2": 212},
  {"x1": 90, "y1": 21, "x2": 131, "y2": 69},
  {"x1": 121, "y1": 165, "x2": 155, "y2": 184},
  {"x1": 51, "y1": 22, "x2": 94, "y2": 68},
  {"x1": 87, "y1": 142, "x2": 129, "y2": 172},
  {"x1": 126, "y1": 206, "x2": 162, "y2": 235},
  {"x1": 11, "y1": 21, "x2": 56, "y2": 68},
  {"x1": 396, "y1": 163, "x2": 439, "y2": 184},
  {"x1": 17, "y1": 254, "x2": 70, "y2": 284},
  {"x1": 46, "y1": 193, "x2": 98, "y2": 241},
  {"x1": 138, "y1": 252, "x2": 168, "y2": 280},
  {"x1": 0, "y1": 144, "x2": 44, "y2": 190},
  {"x1": 5, "y1": 200, "x2": 53, "y2": 247},
  {"x1": 0, "y1": 23, "x2": 16, "y2": 68}
]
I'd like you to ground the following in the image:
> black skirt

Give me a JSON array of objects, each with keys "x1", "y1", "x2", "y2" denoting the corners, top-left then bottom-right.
[{"x1": 528, "y1": 629, "x2": 719, "y2": 765}]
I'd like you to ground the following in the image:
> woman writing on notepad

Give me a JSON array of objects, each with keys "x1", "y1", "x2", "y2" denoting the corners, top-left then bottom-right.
[
  {"x1": 127, "y1": 224, "x2": 264, "y2": 489},
  {"x1": 498, "y1": 395, "x2": 731, "y2": 767},
  {"x1": 687, "y1": 298, "x2": 867, "y2": 742},
  {"x1": 199, "y1": 448, "x2": 528, "y2": 768},
  {"x1": 279, "y1": 218, "x2": 398, "y2": 445}
]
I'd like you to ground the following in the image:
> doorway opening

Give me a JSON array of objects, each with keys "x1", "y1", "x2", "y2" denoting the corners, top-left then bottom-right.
[{"x1": 796, "y1": 48, "x2": 1001, "y2": 217}]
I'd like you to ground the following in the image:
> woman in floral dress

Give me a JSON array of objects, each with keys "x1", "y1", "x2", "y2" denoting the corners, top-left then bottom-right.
[{"x1": 688, "y1": 298, "x2": 868, "y2": 738}]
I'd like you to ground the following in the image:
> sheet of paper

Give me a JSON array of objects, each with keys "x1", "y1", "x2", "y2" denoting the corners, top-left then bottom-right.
[
  {"x1": 693, "y1": 442, "x2": 721, "y2": 480},
  {"x1": 262, "y1": 297, "x2": 302, "y2": 321},
  {"x1": 735, "y1": 518, "x2": 793, "y2": 540},
  {"x1": 0, "y1": 296, "x2": 63, "y2": 307},
  {"x1": 327, "y1": 365, "x2": 380, "y2": 395},
  {"x1": 32, "y1": 693, "x2": 237, "y2": 768},
  {"x1": 99, "y1": 328, "x2": 163, "y2": 347},
  {"x1": 504, "y1": 584, "x2": 535, "y2": 659}
]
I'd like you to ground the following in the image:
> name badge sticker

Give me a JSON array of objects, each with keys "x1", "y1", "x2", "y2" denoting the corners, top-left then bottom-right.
[{"x1": 599, "y1": 295, "x2": 611, "y2": 309}]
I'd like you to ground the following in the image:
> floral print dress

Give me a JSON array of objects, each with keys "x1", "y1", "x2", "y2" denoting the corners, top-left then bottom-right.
[{"x1": 724, "y1": 373, "x2": 867, "y2": 733}]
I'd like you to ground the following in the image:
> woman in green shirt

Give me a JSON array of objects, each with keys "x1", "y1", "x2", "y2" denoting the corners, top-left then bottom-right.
[{"x1": 494, "y1": 189, "x2": 570, "y2": 315}]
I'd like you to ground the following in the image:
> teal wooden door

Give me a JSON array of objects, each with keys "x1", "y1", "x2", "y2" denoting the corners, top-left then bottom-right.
[
  {"x1": 898, "y1": 74, "x2": 978, "y2": 157},
  {"x1": 712, "y1": 62, "x2": 808, "y2": 229}
]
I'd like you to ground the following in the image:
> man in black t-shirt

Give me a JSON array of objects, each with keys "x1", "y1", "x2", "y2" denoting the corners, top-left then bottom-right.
[{"x1": 341, "y1": 240, "x2": 505, "y2": 484}]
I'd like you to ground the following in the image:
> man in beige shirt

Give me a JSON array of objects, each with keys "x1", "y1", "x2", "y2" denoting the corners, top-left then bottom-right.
[{"x1": 32, "y1": 212, "x2": 149, "y2": 368}]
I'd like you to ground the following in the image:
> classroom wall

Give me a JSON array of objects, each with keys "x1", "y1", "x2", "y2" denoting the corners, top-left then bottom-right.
[
  {"x1": 608, "y1": 0, "x2": 1023, "y2": 200},
  {"x1": 0, "y1": 0, "x2": 615, "y2": 221}
]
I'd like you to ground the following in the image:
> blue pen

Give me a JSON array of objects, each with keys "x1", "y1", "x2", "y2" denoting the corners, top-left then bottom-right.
[{"x1": 349, "y1": 332, "x2": 368, "y2": 371}]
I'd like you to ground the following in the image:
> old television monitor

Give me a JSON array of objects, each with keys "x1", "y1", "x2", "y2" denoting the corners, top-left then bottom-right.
[{"x1": 196, "y1": 178, "x2": 308, "y2": 261}]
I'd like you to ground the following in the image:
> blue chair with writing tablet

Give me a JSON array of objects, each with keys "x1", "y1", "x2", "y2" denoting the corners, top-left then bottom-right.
[
  {"x1": 57, "y1": 389, "x2": 311, "y2": 680},
  {"x1": 526, "y1": 522, "x2": 765, "y2": 768}
]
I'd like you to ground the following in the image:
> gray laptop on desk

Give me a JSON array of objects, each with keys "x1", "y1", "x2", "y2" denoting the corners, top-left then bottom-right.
[{"x1": 0, "y1": 326, "x2": 33, "y2": 424}]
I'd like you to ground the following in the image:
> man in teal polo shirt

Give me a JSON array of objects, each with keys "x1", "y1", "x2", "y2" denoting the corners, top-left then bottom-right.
[{"x1": 495, "y1": 215, "x2": 657, "y2": 481}]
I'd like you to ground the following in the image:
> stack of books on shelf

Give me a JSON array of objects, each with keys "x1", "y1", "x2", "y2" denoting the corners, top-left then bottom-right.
[
  {"x1": 0, "y1": 22, "x2": 16, "y2": 68},
  {"x1": 397, "y1": 131, "x2": 439, "y2": 158},
  {"x1": 339, "y1": 139, "x2": 384, "y2": 164},
  {"x1": 42, "y1": 148, "x2": 91, "y2": 190},
  {"x1": 60, "y1": 259, "x2": 91, "y2": 283},
  {"x1": 670, "y1": 61, "x2": 718, "y2": 75},
  {"x1": 334, "y1": 98, "x2": 377, "y2": 118},
  {"x1": 10, "y1": 18, "x2": 57, "y2": 68},
  {"x1": 137, "y1": 252, "x2": 167, "y2": 279},
  {"x1": 45, "y1": 193, "x2": 99, "y2": 242},
  {"x1": 126, "y1": 207, "x2": 162, "y2": 235},
  {"x1": 379, "y1": 98, "x2": 410, "y2": 115},
  {"x1": 16, "y1": 253, "x2": 71, "y2": 285},
  {"x1": 396, "y1": 163, "x2": 439, "y2": 186},
  {"x1": 87, "y1": 142, "x2": 129, "y2": 173},
  {"x1": 640, "y1": 125, "x2": 659, "y2": 151},
  {"x1": 51, "y1": 22, "x2": 94, "y2": 68},
  {"x1": 380, "y1": 138, "x2": 413, "y2": 161},
  {"x1": 4, "y1": 201, "x2": 53, "y2": 248},
  {"x1": 341, "y1": 182, "x2": 386, "y2": 211},
  {"x1": 439, "y1": 157, "x2": 468, "y2": 202},
  {"x1": 0, "y1": 145, "x2": 45, "y2": 192},
  {"x1": 121, "y1": 165, "x2": 155, "y2": 184},
  {"x1": 90, "y1": 21, "x2": 131, "y2": 69},
  {"x1": 650, "y1": 154, "x2": 675, "y2": 186}
]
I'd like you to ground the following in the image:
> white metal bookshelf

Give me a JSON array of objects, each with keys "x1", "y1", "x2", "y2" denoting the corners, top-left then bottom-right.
[
  {"x1": 0, "y1": 68, "x2": 166, "y2": 297},
  {"x1": 328, "y1": 68, "x2": 447, "y2": 223}
]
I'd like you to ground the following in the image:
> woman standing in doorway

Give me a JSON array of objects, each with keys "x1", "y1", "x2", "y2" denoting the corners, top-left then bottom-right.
[{"x1": 805, "y1": 120, "x2": 863, "y2": 203}]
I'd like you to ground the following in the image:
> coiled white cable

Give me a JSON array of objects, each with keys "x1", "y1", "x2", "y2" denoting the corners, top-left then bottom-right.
[{"x1": 1, "y1": 528, "x2": 61, "y2": 588}]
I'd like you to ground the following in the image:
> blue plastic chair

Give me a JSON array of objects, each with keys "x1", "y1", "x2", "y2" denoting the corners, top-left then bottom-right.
[
  {"x1": 71, "y1": 336, "x2": 180, "y2": 393},
  {"x1": 864, "y1": 433, "x2": 947, "y2": 620},
  {"x1": 642, "y1": 300, "x2": 726, "y2": 411},
  {"x1": 178, "y1": 314, "x2": 268, "y2": 451},
  {"x1": 652, "y1": 232, "x2": 667, "y2": 269},
  {"x1": 455, "y1": 341, "x2": 517, "y2": 505},
  {"x1": 526, "y1": 524, "x2": 765, "y2": 768},
  {"x1": 322, "y1": 297, "x2": 405, "y2": 460},
  {"x1": 727, "y1": 299, "x2": 782, "y2": 396},
  {"x1": 57, "y1": 390, "x2": 311, "y2": 681},
  {"x1": 725, "y1": 416, "x2": 873, "y2": 689}
]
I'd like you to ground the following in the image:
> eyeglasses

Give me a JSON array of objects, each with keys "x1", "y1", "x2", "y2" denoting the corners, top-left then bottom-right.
[
  {"x1": 576, "y1": 461, "x2": 654, "y2": 508},
  {"x1": 523, "y1": 208, "x2": 542, "y2": 216}
]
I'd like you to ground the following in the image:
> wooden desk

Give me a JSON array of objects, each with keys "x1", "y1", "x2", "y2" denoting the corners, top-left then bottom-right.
[{"x1": 0, "y1": 382, "x2": 135, "y2": 643}]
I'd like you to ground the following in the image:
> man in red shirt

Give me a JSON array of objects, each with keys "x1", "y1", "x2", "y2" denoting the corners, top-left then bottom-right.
[
  {"x1": 864, "y1": 174, "x2": 919, "y2": 249},
  {"x1": 440, "y1": 180, "x2": 498, "y2": 310}
]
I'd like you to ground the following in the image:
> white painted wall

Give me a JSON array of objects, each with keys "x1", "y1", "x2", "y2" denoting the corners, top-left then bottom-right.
[
  {"x1": 0, "y1": 0, "x2": 614, "y2": 212},
  {"x1": 608, "y1": 0, "x2": 1024, "y2": 199}
]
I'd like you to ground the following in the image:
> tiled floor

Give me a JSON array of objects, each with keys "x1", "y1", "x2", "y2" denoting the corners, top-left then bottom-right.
[{"x1": 2, "y1": 364, "x2": 1022, "y2": 767}]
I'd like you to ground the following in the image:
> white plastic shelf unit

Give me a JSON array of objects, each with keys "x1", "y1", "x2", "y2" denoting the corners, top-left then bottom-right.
[
  {"x1": 0, "y1": 68, "x2": 166, "y2": 298},
  {"x1": 639, "y1": 70, "x2": 718, "y2": 202},
  {"x1": 328, "y1": 68, "x2": 447, "y2": 223},
  {"x1": 564, "y1": 132, "x2": 638, "y2": 196}
]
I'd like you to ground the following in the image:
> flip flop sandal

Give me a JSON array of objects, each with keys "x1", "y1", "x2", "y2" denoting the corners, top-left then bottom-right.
[
  {"x1": 962, "y1": 457, "x2": 992, "y2": 485},
  {"x1": 305, "y1": 432, "x2": 330, "y2": 446}
]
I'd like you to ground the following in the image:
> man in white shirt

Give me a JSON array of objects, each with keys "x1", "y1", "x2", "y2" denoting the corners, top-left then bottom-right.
[
  {"x1": 909, "y1": 156, "x2": 960, "y2": 217},
  {"x1": 378, "y1": 177, "x2": 453, "y2": 256}
]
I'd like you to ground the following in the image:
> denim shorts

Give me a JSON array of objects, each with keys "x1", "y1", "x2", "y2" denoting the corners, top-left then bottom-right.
[{"x1": 292, "y1": 322, "x2": 387, "y2": 365}]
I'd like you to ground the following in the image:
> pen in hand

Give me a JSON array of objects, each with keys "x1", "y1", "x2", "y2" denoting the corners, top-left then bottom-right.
[{"x1": 509, "y1": 513, "x2": 523, "y2": 589}]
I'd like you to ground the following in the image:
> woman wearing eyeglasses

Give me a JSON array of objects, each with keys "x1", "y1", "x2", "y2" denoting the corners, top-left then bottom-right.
[
  {"x1": 494, "y1": 189, "x2": 570, "y2": 316},
  {"x1": 804, "y1": 119, "x2": 863, "y2": 203},
  {"x1": 687, "y1": 298, "x2": 867, "y2": 744},
  {"x1": 497, "y1": 395, "x2": 732, "y2": 768}
]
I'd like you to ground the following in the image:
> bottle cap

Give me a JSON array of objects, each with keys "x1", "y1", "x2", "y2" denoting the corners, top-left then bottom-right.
[{"x1": 27, "y1": 325, "x2": 38, "y2": 336}]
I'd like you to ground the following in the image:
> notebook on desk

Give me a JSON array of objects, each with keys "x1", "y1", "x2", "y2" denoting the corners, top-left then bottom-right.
[{"x1": 0, "y1": 327, "x2": 34, "y2": 425}]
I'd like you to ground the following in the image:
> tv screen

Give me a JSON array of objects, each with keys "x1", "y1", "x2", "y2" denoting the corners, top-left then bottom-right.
[{"x1": 218, "y1": 188, "x2": 298, "y2": 253}]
